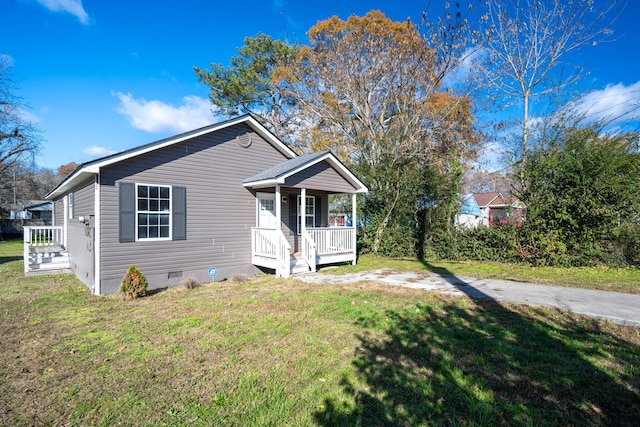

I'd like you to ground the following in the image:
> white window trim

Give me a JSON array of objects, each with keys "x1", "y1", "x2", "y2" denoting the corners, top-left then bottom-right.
[
  {"x1": 68, "y1": 192, "x2": 74, "y2": 219},
  {"x1": 135, "y1": 183, "x2": 173, "y2": 241},
  {"x1": 297, "y1": 195, "x2": 315, "y2": 235}
]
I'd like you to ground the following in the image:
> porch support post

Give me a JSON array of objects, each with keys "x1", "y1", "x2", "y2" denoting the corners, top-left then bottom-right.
[
  {"x1": 275, "y1": 185, "x2": 282, "y2": 233},
  {"x1": 301, "y1": 188, "x2": 306, "y2": 238},
  {"x1": 352, "y1": 193, "x2": 357, "y2": 265},
  {"x1": 63, "y1": 195, "x2": 68, "y2": 248}
]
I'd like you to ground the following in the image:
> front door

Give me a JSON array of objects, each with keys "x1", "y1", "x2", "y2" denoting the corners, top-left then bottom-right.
[{"x1": 257, "y1": 193, "x2": 277, "y2": 229}]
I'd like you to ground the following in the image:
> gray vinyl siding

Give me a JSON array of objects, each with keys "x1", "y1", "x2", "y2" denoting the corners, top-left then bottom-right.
[
  {"x1": 53, "y1": 199, "x2": 64, "y2": 226},
  {"x1": 98, "y1": 123, "x2": 289, "y2": 294},
  {"x1": 284, "y1": 161, "x2": 357, "y2": 193},
  {"x1": 66, "y1": 177, "x2": 95, "y2": 289}
]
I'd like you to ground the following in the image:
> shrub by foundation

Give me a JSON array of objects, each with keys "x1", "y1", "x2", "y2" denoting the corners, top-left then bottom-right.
[
  {"x1": 181, "y1": 276, "x2": 199, "y2": 290},
  {"x1": 119, "y1": 265, "x2": 148, "y2": 299}
]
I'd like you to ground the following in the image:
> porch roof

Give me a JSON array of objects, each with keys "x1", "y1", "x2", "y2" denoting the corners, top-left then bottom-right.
[{"x1": 242, "y1": 150, "x2": 368, "y2": 193}]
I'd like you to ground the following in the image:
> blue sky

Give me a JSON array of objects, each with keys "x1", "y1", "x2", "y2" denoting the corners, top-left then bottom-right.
[{"x1": 3, "y1": 0, "x2": 639, "y2": 170}]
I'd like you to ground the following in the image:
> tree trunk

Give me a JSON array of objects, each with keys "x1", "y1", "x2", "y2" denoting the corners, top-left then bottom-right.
[{"x1": 372, "y1": 187, "x2": 401, "y2": 253}]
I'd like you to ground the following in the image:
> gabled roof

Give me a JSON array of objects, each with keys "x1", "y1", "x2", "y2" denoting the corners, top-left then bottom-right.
[
  {"x1": 243, "y1": 150, "x2": 368, "y2": 193},
  {"x1": 46, "y1": 115, "x2": 296, "y2": 199},
  {"x1": 473, "y1": 192, "x2": 501, "y2": 208},
  {"x1": 459, "y1": 194, "x2": 482, "y2": 216},
  {"x1": 25, "y1": 201, "x2": 53, "y2": 211},
  {"x1": 489, "y1": 196, "x2": 525, "y2": 208}
]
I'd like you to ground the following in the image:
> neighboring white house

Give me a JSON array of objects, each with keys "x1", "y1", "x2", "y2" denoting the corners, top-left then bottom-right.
[
  {"x1": 454, "y1": 194, "x2": 483, "y2": 229},
  {"x1": 9, "y1": 201, "x2": 53, "y2": 220},
  {"x1": 456, "y1": 192, "x2": 526, "y2": 229}
]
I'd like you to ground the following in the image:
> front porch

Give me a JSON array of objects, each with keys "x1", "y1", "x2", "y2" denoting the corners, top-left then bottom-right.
[
  {"x1": 251, "y1": 226, "x2": 356, "y2": 277},
  {"x1": 242, "y1": 150, "x2": 367, "y2": 278}
]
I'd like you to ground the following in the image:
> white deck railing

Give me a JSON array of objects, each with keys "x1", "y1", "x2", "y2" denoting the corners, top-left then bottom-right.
[
  {"x1": 307, "y1": 227, "x2": 355, "y2": 255},
  {"x1": 23, "y1": 226, "x2": 65, "y2": 274},
  {"x1": 24, "y1": 226, "x2": 64, "y2": 247}
]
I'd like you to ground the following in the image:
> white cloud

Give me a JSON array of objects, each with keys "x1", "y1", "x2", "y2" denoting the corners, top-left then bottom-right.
[
  {"x1": 83, "y1": 145, "x2": 116, "y2": 157},
  {"x1": 0, "y1": 53, "x2": 14, "y2": 66},
  {"x1": 476, "y1": 141, "x2": 506, "y2": 172},
  {"x1": 36, "y1": 0, "x2": 90, "y2": 25},
  {"x1": 18, "y1": 108, "x2": 41, "y2": 125},
  {"x1": 114, "y1": 92, "x2": 214, "y2": 133},
  {"x1": 573, "y1": 81, "x2": 640, "y2": 126},
  {"x1": 442, "y1": 47, "x2": 487, "y2": 89}
]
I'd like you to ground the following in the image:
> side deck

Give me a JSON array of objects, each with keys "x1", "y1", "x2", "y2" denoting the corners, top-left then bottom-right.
[{"x1": 23, "y1": 226, "x2": 71, "y2": 276}]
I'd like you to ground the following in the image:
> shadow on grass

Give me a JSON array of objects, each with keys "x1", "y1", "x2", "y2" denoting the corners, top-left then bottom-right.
[
  {"x1": 315, "y1": 262, "x2": 640, "y2": 426},
  {"x1": 0, "y1": 256, "x2": 23, "y2": 265}
]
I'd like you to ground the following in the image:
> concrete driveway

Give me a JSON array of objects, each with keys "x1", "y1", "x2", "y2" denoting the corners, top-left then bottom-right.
[{"x1": 297, "y1": 269, "x2": 640, "y2": 328}]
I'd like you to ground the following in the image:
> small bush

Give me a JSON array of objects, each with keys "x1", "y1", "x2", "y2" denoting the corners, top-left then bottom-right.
[
  {"x1": 119, "y1": 265, "x2": 148, "y2": 299},
  {"x1": 231, "y1": 274, "x2": 249, "y2": 283},
  {"x1": 181, "y1": 276, "x2": 199, "y2": 290}
]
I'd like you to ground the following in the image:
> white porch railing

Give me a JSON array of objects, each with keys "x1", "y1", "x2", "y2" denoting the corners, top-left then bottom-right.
[
  {"x1": 252, "y1": 227, "x2": 278, "y2": 257},
  {"x1": 302, "y1": 231, "x2": 317, "y2": 273},
  {"x1": 251, "y1": 227, "x2": 291, "y2": 278},
  {"x1": 252, "y1": 226, "x2": 356, "y2": 276},
  {"x1": 307, "y1": 227, "x2": 355, "y2": 255}
]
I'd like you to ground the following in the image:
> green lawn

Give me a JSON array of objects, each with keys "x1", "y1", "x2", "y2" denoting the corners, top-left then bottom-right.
[
  {"x1": 1, "y1": 239, "x2": 639, "y2": 426},
  {"x1": 331, "y1": 254, "x2": 640, "y2": 294}
]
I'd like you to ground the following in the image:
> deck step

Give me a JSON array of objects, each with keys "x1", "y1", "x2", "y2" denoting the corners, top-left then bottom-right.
[{"x1": 27, "y1": 249, "x2": 71, "y2": 273}]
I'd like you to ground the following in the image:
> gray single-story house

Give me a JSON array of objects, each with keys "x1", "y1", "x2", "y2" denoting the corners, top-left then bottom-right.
[{"x1": 25, "y1": 115, "x2": 367, "y2": 295}]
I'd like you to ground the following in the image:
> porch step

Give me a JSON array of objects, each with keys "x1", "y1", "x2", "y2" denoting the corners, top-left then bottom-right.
[{"x1": 290, "y1": 254, "x2": 310, "y2": 274}]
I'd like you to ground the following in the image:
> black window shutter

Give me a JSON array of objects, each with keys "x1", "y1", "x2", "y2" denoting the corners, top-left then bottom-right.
[
  {"x1": 119, "y1": 182, "x2": 135, "y2": 243},
  {"x1": 173, "y1": 186, "x2": 186, "y2": 240},
  {"x1": 290, "y1": 196, "x2": 297, "y2": 235},
  {"x1": 315, "y1": 196, "x2": 321, "y2": 227}
]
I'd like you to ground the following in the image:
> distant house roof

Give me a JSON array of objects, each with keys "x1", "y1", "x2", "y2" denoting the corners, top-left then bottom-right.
[
  {"x1": 473, "y1": 192, "x2": 501, "y2": 208},
  {"x1": 490, "y1": 196, "x2": 525, "y2": 208},
  {"x1": 473, "y1": 192, "x2": 525, "y2": 209},
  {"x1": 243, "y1": 150, "x2": 368, "y2": 193},
  {"x1": 25, "y1": 201, "x2": 53, "y2": 212}
]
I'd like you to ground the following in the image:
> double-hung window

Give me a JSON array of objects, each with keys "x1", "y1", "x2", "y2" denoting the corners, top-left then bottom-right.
[
  {"x1": 137, "y1": 184, "x2": 171, "y2": 239},
  {"x1": 297, "y1": 195, "x2": 315, "y2": 234},
  {"x1": 68, "y1": 192, "x2": 74, "y2": 219}
]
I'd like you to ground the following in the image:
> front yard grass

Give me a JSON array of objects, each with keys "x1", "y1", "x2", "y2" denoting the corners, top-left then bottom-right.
[
  {"x1": 332, "y1": 254, "x2": 640, "y2": 294},
  {"x1": 1, "y1": 239, "x2": 639, "y2": 425}
]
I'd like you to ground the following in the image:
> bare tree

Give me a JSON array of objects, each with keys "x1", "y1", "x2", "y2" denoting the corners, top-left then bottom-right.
[
  {"x1": 0, "y1": 55, "x2": 40, "y2": 178},
  {"x1": 481, "y1": 0, "x2": 620, "y2": 158}
]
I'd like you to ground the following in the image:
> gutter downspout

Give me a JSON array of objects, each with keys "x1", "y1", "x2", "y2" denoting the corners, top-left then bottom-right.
[{"x1": 93, "y1": 173, "x2": 101, "y2": 295}]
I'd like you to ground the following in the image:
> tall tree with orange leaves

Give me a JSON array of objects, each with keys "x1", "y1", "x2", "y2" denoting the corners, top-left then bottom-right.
[{"x1": 285, "y1": 11, "x2": 479, "y2": 254}]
